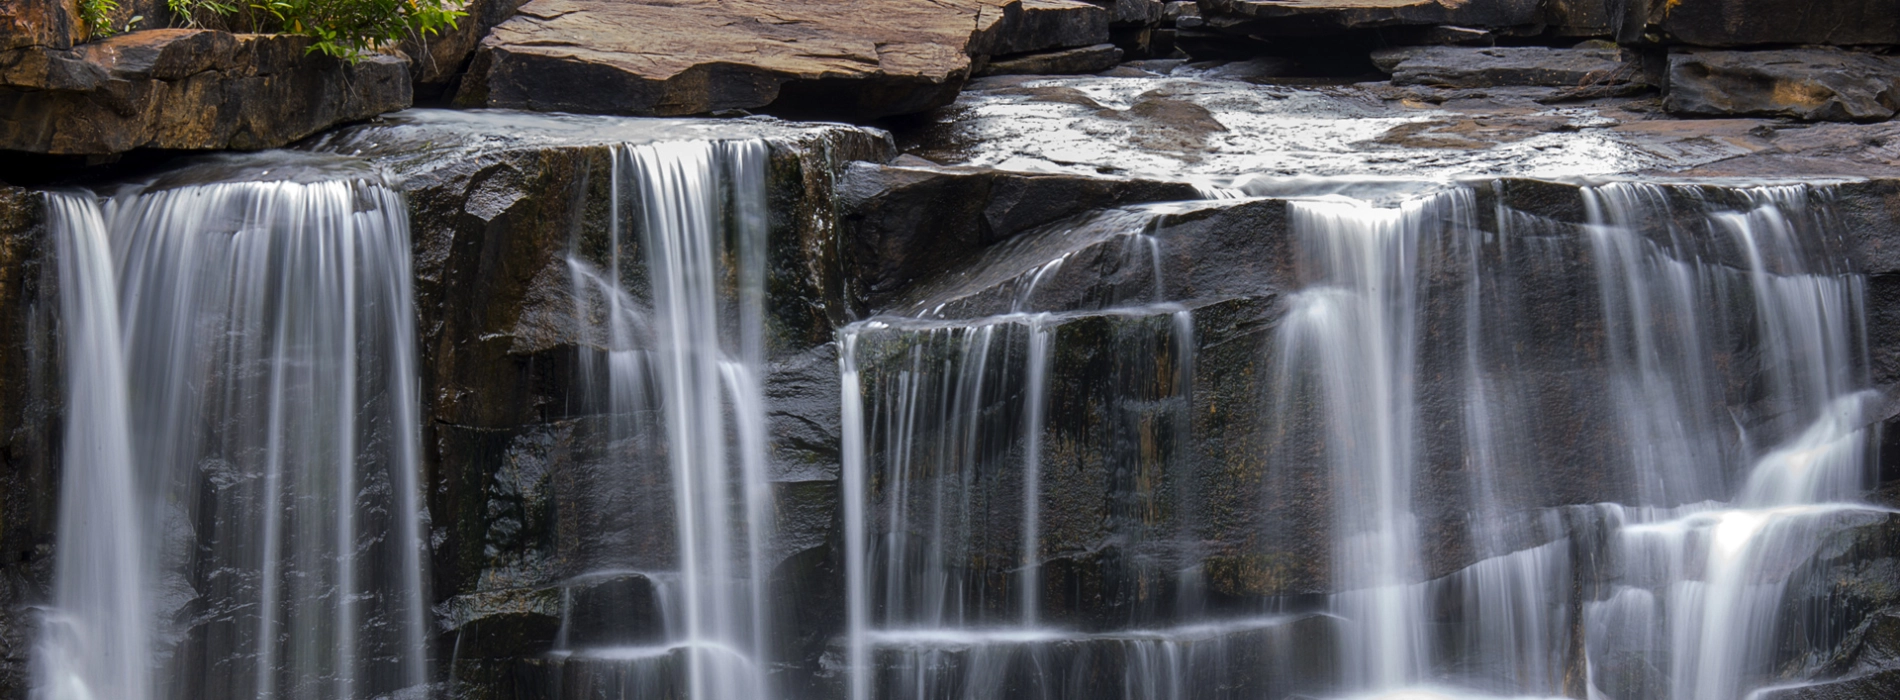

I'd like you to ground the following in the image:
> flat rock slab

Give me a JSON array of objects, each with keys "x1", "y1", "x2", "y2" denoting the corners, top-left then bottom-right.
[
  {"x1": 0, "y1": 29, "x2": 410, "y2": 154},
  {"x1": 1377, "y1": 46, "x2": 1641, "y2": 89},
  {"x1": 456, "y1": 0, "x2": 1109, "y2": 119},
  {"x1": 980, "y1": 43, "x2": 1124, "y2": 76},
  {"x1": 1199, "y1": 0, "x2": 1540, "y2": 36},
  {"x1": 1665, "y1": 49, "x2": 1900, "y2": 122},
  {"x1": 903, "y1": 72, "x2": 1900, "y2": 180}
]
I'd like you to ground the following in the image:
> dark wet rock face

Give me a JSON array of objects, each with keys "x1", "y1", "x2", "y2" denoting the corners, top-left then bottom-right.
[
  {"x1": 837, "y1": 162, "x2": 1202, "y2": 314},
  {"x1": 300, "y1": 111, "x2": 893, "y2": 698},
  {"x1": 1197, "y1": 0, "x2": 1541, "y2": 37},
  {"x1": 0, "y1": 186, "x2": 55, "y2": 698},
  {"x1": 1656, "y1": 0, "x2": 1900, "y2": 47},
  {"x1": 1376, "y1": 46, "x2": 1645, "y2": 90},
  {"x1": 1665, "y1": 49, "x2": 1900, "y2": 122},
  {"x1": 0, "y1": 29, "x2": 410, "y2": 154}
]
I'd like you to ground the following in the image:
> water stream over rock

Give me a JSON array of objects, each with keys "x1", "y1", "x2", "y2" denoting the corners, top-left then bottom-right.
[
  {"x1": 37, "y1": 165, "x2": 430, "y2": 700},
  {"x1": 10, "y1": 107, "x2": 1898, "y2": 700}
]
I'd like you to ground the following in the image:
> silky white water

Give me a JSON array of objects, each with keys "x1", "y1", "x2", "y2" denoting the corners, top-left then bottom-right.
[
  {"x1": 840, "y1": 181, "x2": 1883, "y2": 700},
  {"x1": 555, "y1": 139, "x2": 777, "y2": 700},
  {"x1": 37, "y1": 176, "x2": 429, "y2": 700}
]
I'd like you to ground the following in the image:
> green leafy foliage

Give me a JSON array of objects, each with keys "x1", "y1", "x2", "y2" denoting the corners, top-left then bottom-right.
[
  {"x1": 254, "y1": 0, "x2": 464, "y2": 60},
  {"x1": 165, "y1": 0, "x2": 464, "y2": 61},
  {"x1": 80, "y1": 0, "x2": 120, "y2": 37}
]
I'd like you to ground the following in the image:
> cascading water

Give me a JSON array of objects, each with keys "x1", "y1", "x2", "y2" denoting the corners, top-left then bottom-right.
[
  {"x1": 35, "y1": 169, "x2": 429, "y2": 700},
  {"x1": 553, "y1": 139, "x2": 778, "y2": 700},
  {"x1": 839, "y1": 207, "x2": 1324, "y2": 700},
  {"x1": 841, "y1": 179, "x2": 1887, "y2": 700}
]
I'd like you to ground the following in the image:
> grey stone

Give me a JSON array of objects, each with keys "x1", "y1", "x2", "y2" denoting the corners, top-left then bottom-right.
[
  {"x1": 837, "y1": 162, "x2": 1204, "y2": 313},
  {"x1": 1666, "y1": 49, "x2": 1900, "y2": 122},
  {"x1": 1380, "y1": 45, "x2": 1640, "y2": 89},
  {"x1": 978, "y1": 43, "x2": 1124, "y2": 76}
]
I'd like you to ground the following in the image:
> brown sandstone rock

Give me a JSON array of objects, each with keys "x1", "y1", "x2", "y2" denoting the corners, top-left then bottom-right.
[
  {"x1": 0, "y1": 0, "x2": 85, "y2": 51},
  {"x1": 455, "y1": 0, "x2": 1111, "y2": 119},
  {"x1": 0, "y1": 29, "x2": 411, "y2": 154},
  {"x1": 1665, "y1": 49, "x2": 1900, "y2": 122}
]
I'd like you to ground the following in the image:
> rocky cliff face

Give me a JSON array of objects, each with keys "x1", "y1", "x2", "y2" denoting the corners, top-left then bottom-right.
[{"x1": 0, "y1": 186, "x2": 55, "y2": 699}]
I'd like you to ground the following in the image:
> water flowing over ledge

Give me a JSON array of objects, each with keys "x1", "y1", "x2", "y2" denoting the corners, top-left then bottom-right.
[
  {"x1": 3, "y1": 109, "x2": 1898, "y2": 700},
  {"x1": 39, "y1": 173, "x2": 429, "y2": 700}
]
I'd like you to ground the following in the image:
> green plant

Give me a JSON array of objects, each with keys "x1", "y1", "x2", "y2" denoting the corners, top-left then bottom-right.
[
  {"x1": 80, "y1": 0, "x2": 119, "y2": 37},
  {"x1": 163, "y1": 0, "x2": 463, "y2": 60},
  {"x1": 253, "y1": 0, "x2": 464, "y2": 60}
]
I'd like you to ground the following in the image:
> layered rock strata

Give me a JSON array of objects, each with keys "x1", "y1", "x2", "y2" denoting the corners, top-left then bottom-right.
[
  {"x1": 0, "y1": 29, "x2": 410, "y2": 154},
  {"x1": 454, "y1": 0, "x2": 1113, "y2": 119}
]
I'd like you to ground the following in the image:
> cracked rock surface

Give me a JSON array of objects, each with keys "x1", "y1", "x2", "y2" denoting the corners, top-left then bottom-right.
[{"x1": 0, "y1": 28, "x2": 410, "y2": 154}]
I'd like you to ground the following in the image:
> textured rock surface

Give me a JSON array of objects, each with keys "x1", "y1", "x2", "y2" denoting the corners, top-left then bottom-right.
[
  {"x1": 1197, "y1": 0, "x2": 1541, "y2": 37},
  {"x1": 1657, "y1": 0, "x2": 1900, "y2": 47},
  {"x1": 1377, "y1": 45, "x2": 1641, "y2": 89},
  {"x1": 1665, "y1": 49, "x2": 1900, "y2": 122},
  {"x1": 300, "y1": 110, "x2": 894, "y2": 697},
  {"x1": 0, "y1": 185, "x2": 55, "y2": 700},
  {"x1": 0, "y1": 0, "x2": 84, "y2": 51},
  {"x1": 978, "y1": 43, "x2": 1125, "y2": 76},
  {"x1": 456, "y1": 0, "x2": 1111, "y2": 119},
  {"x1": 403, "y1": 0, "x2": 532, "y2": 92},
  {"x1": 837, "y1": 162, "x2": 1203, "y2": 313},
  {"x1": 0, "y1": 29, "x2": 411, "y2": 154}
]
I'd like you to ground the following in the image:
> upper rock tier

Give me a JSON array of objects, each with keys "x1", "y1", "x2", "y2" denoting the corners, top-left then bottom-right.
[
  {"x1": 0, "y1": 29, "x2": 409, "y2": 154},
  {"x1": 1194, "y1": 0, "x2": 1900, "y2": 45},
  {"x1": 452, "y1": 0, "x2": 1114, "y2": 119}
]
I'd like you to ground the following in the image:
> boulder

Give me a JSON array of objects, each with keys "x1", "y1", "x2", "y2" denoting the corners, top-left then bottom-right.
[
  {"x1": 1665, "y1": 49, "x2": 1900, "y2": 122},
  {"x1": 978, "y1": 0, "x2": 1113, "y2": 56},
  {"x1": 1376, "y1": 45, "x2": 1642, "y2": 89},
  {"x1": 0, "y1": 0, "x2": 84, "y2": 51},
  {"x1": 837, "y1": 162, "x2": 1204, "y2": 313},
  {"x1": 1085, "y1": 0, "x2": 1163, "y2": 25},
  {"x1": 456, "y1": 0, "x2": 1110, "y2": 120},
  {"x1": 402, "y1": 0, "x2": 532, "y2": 93},
  {"x1": 1196, "y1": 0, "x2": 1541, "y2": 37},
  {"x1": 1538, "y1": 0, "x2": 1646, "y2": 41},
  {"x1": 1656, "y1": 0, "x2": 1900, "y2": 47},
  {"x1": 0, "y1": 29, "x2": 410, "y2": 154},
  {"x1": 978, "y1": 43, "x2": 1124, "y2": 76}
]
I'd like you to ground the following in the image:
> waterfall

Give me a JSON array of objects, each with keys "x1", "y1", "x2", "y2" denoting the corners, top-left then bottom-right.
[
  {"x1": 554, "y1": 139, "x2": 777, "y2": 700},
  {"x1": 840, "y1": 207, "x2": 1213, "y2": 700},
  {"x1": 1576, "y1": 184, "x2": 1878, "y2": 700},
  {"x1": 841, "y1": 180, "x2": 1883, "y2": 700},
  {"x1": 35, "y1": 174, "x2": 429, "y2": 700}
]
